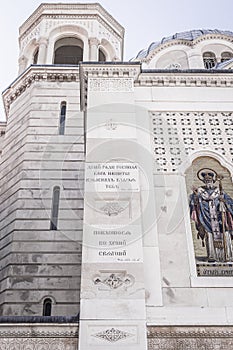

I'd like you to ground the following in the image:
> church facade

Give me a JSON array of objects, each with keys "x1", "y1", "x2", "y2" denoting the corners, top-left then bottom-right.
[{"x1": 1, "y1": 3, "x2": 233, "y2": 349}]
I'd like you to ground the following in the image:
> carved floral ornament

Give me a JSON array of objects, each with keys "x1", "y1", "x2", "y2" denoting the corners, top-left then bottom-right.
[
  {"x1": 89, "y1": 77, "x2": 134, "y2": 92},
  {"x1": 105, "y1": 119, "x2": 117, "y2": 131},
  {"x1": 100, "y1": 202, "x2": 124, "y2": 216},
  {"x1": 94, "y1": 271, "x2": 135, "y2": 290},
  {"x1": 92, "y1": 327, "x2": 134, "y2": 343}
]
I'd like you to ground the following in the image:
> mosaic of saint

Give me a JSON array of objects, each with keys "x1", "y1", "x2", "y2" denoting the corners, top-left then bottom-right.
[{"x1": 187, "y1": 158, "x2": 233, "y2": 276}]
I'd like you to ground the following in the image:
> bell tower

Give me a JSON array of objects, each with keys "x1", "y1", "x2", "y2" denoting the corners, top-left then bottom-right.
[
  {"x1": 18, "y1": 3, "x2": 124, "y2": 73},
  {"x1": 1, "y1": 3, "x2": 124, "y2": 317}
]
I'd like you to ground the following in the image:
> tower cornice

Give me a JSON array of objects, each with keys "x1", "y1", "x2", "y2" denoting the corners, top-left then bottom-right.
[{"x1": 19, "y1": 3, "x2": 124, "y2": 40}]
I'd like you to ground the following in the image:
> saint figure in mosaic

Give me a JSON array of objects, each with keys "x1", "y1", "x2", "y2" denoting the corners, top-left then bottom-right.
[{"x1": 189, "y1": 168, "x2": 233, "y2": 262}]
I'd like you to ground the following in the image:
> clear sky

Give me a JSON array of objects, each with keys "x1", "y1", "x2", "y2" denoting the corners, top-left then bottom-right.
[{"x1": 1, "y1": 0, "x2": 233, "y2": 120}]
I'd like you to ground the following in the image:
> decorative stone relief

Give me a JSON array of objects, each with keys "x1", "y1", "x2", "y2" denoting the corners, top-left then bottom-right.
[
  {"x1": 151, "y1": 111, "x2": 233, "y2": 172},
  {"x1": 147, "y1": 326, "x2": 233, "y2": 350},
  {"x1": 21, "y1": 25, "x2": 41, "y2": 50},
  {"x1": 93, "y1": 271, "x2": 134, "y2": 290},
  {"x1": 105, "y1": 119, "x2": 117, "y2": 130},
  {"x1": 100, "y1": 202, "x2": 125, "y2": 216},
  {"x1": 44, "y1": 18, "x2": 93, "y2": 34},
  {"x1": 0, "y1": 338, "x2": 78, "y2": 350},
  {"x1": 0, "y1": 326, "x2": 78, "y2": 338},
  {"x1": 89, "y1": 78, "x2": 133, "y2": 92},
  {"x1": 165, "y1": 63, "x2": 181, "y2": 69},
  {"x1": 92, "y1": 327, "x2": 134, "y2": 343}
]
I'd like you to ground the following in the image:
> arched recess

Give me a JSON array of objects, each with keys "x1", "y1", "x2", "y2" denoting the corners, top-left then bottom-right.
[
  {"x1": 221, "y1": 51, "x2": 233, "y2": 62},
  {"x1": 185, "y1": 154, "x2": 233, "y2": 269},
  {"x1": 19, "y1": 38, "x2": 38, "y2": 73},
  {"x1": 54, "y1": 37, "x2": 83, "y2": 64},
  {"x1": 155, "y1": 49, "x2": 189, "y2": 69},
  {"x1": 47, "y1": 25, "x2": 89, "y2": 63},
  {"x1": 100, "y1": 38, "x2": 116, "y2": 61},
  {"x1": 147, "y1": 45, "x2": 190, "y2": 69},
  {"x1": 180, "y1": 150, "x2": 233, "y2": 179},
  {"x1": 33, "y1": 47, "x2": 39, "y2": 64},
  {"x1": 98, "y1": 46, "x2": 107, "y2": 61}
]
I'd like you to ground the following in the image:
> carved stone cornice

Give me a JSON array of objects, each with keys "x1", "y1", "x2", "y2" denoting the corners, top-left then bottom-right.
[
  {"x1": 147, "y1": 326, "x2": 233, "y2": 338},
  {"x1": 82, "y1": 63, "x2": 141, "y2": 79},
  {"x1": 19, "y1": 4, "x2": 124, "y2": 41},
  {"x1": 3, "y1": 66, "x2": 80, "y2": 116},
  {"x1": 136, "y1": 70, "x2": 233, "y2": 87},
  {"x1": 0, "y1": 324, "x2": 79, "y2": 338}
]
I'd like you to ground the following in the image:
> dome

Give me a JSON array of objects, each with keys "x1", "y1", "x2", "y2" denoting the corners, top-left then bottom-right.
[{"x1": 135, "y1": 29, "x2": 233, "y2": 60}]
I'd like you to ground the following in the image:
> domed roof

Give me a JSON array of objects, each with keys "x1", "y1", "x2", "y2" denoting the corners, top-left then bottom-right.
[{"x1": 135, "y1": 29, "x2": 233, "y2": 60}]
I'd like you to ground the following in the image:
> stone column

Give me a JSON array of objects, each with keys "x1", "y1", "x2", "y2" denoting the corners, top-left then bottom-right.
[
  {"x1": 89, "y1": 37, "x2": 100, "y2": 61},
  {"x1": 78, "y1": 69, "x2": 148, "y2": 350},
  {"x1": 37, "y1": 37, "x2": 48, "y2": 64}
]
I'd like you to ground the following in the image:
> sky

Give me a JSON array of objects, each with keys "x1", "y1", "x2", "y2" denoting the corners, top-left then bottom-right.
[{"x1": 1, "y1": 0, "x2": 233, "y2": 120}]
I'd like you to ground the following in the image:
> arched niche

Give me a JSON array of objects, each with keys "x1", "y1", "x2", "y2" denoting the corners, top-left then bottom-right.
[
  {"x1": 221, "y1": 51, "x2": 233, "y2": 62},
  {"x1": 148, "y1": 46, "x2": 189, "y2": 69},
  {"x1": 33, "y1": 47, "x2": 39, "y2": 64},
  {"x1": 180, "y1": 150, "x2": 233, "y2": 179},
  {"x1": 98, "y1": 47, "x2": 107, "y2": 61},
  {"x1": 53, "y1": 37, "x2": 84, "y2": 64},
  {"x1": 19, "y1": 38, "x2": 38, "y2": 72},
  {"x1": 100, "y1": 38, "x2": 117, "y2": 61}
]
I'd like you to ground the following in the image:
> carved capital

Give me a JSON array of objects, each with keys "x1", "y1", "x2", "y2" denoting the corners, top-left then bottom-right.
[
  {"x1": 38, "y1": 37, "x2": 48, "y2": 47},
  {"x1": 89, "y1": 37, "x2": 100, "y2": 47}
]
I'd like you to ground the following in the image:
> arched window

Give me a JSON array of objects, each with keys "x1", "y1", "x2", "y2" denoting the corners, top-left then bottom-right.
[
  {"x1": 98, "y1": 48, "x2": 106, "y2": 62},
  {"x1": 59, "y1": 101, "x2": 67, "y2": 135},
  {"x1": 221, "y1": 51, "x2": 233, "y2": 62},
  {"x1": 203, "y1": 51, "x2": 217, "y2": 69},
  {"x1": 54, "y1": 37, "x2": 83, "y2": 64},
  {"x1": 43, "y1": 298, "x2": 52, "y2": 316},
  {"x1": 33, "y1": 48, "x2": 39, "y2": 64},
  {"x1": 50, "y1": 186, "x2": 60, "y2": 230}
]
